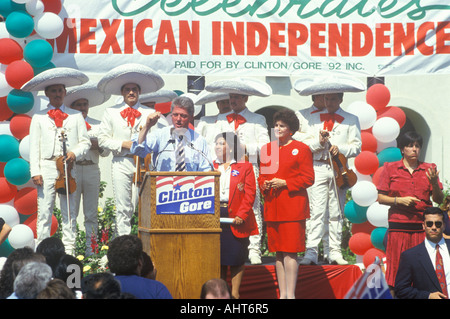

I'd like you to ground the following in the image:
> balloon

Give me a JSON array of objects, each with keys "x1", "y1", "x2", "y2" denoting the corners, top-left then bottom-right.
[
  {"x1": 23, "y1": 212, "x2": 58, "y2": 237},
  {"x1": 348, "y1": 232, "x2": 374, "y2": 256},
  {"x1": 366, "y1": 84, "x2": 390, "y2": 112},
  {"x1": 0, "y1": 204, "x2": 20, "y2": 227},
  {"x1": 376, "y1": 139, "x2": 397, "y2": 154},
  {"x1": 371, "y1": 227, "x2": 387, "y2": 251},
  {"x1": 354, "y1": 151, "x2": 379, "y2": 175},
  {"x1": 12, "y1": 0, "x2": 33, "y2": 3},
  {"x1": 33, "y1": 61, "x2": 55, "y2": 75},
  {"x1": 26, "y1": 0, "x2": 45, "y2": 15},
  {"x1": 8, "y1": 224, "x2": 35, "y2": 249},
  {"x1": 371, "y1": 166, "x2": 384, "y2": 187},
  {"x1": 5, "y1": 60, "x2": 35, "y2": 90},
  {"x1": 5, "y1": 10, "x2": 34, "y2": 38},
  {"x1": 23, "y1": 39, "x2": 54, "y2": 68},
  {"x1": 344, "y1": 200, "x2": 368, "y2": 224},
  {"x1": 361, "y1": 131, "x2": 378, "y2": 153},
  {"x1": 352, "y1": 221, "x2": 376, "y2": 234},
  {"x1": 155, "y1": 101, "x2": 172, "y2": 114},
  {"x1": 0, "y1": 96, "x2": 14, "y2": 121},
  {"x1": 0, "y1": 122, "x2": 13, "y2": 136},
  {"x1": 42, "y1": 0, "x2": 62, "y2": 14},
  {"x1": 0, "y1": 71, "x2": 14, "y2": 97},
  {"x1": 346, "y1": 101, "x2": 377, "y2": 130},
  {"x1": 377, "y1": 106, "x2": 406, "y2": 128},
  {"x1": 0, "y1": 134, "x2": 20, "y2": 162},
  {"x1": 377, "y1": 147, "x2": 402, "y2": 167},
  {"x1": 0, "y1": 162, "x2": 5, "y2": 177},
  {"x1": 351, "y1": 181, "x2": 378, "y2": 207},
  {"x1": 0, "y1": 38, "x2": 23, "y2": 65},
  {"x1": 0, "y1": 0, "x2": 26, "y2": 18},
  {"x1": 4, "y1": 158, "x2": 31, "y2": 185},
  {"x1": 7, "y1": 89, "x2": 35, "y2": 114},
  {"x1": 372, "y1": 117, "x2": 400, "y2": 143},
  {"x1": 355, "y1": 169, "x2": 372, "y2": 183},
  {"x1": 19, "y1": 135, "x2": 30, "y2": 161},
  {"x1": 14, "y1": 187, "x2": 37, "y2": 215},
  {"x1": 366, "y1": 202, "x2": 389, "y2": 228},
  {"x1": 9, "y1": 114, "x2": 32, "y2": 140},
  {"x1": 363, "y1": 248, "x2": 386, "y2": 269},
  {"x1": 0, "y1": 239, "x2": 15, "y2": 257},
  {"x1": 33, "y1": 11, "x2": 64, "y2": 39}
]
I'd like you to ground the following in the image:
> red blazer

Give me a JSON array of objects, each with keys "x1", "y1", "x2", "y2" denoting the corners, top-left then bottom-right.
[
  {"x1": 215, "y1": 161, "x2": 259, "y2": 238},
  {"x1": 258, "y1": 140, "x2": 314, "y2": 222}
]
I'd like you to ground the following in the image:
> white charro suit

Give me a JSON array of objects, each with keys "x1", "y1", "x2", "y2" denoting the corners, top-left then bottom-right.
[
  {"x1": 215, "y1": 107, "x2": 270, "y2": 260},
  {"x1": 195, "y1": 114, "x2": 220, "y2": 156},
  {"x1": 293, "y1": 104, "x2": 325, "y2": 142},
  {"x1": 73, "y1": 116, "x2": 110, "y2": 254},
  {"x1": 301, "y1": 107, "x2": 361, "y2": 263},
  {"x1": 98, "y1": 102, "x2": 168, "y2": 236},
  {"x1": 29, "y1": 105, "x2": 91, "y2": 253}
]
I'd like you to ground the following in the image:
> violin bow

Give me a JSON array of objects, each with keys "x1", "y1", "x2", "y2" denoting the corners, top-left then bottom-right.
[{"x1": 60, "y1": 131, "x2": 73, "y2": 230}]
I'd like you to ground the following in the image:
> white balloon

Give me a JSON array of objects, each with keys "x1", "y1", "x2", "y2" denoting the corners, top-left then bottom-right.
[
  {"x1": 351, "y1": 181, "x2": 378, "y2": 207},
  {"x1": 0, "y1": 204, "x2": 20, "y2": 228},
  {"x1": 366, "y1": 202, "x2": 389, "y2": 228},
  {"x1": 0, "y1": 71, "x2": 13, "y2": 98},
  {"x1": 25, "y1": 0, "x2": 45, "y2": 16},
  {"x1": 0, "y1": 122, "x2": 13, "y2": 136},
  {"x1": 377, "y1": 139, "x2": 397, "y2": 154},
  {"x1": 372, "y1": 117, "x2": 400, "y2": 143},
  {"x1": 12, "y1": 0, "x2": 33, "y2": 3},
  {"x1": 19, "y1": 135, "x2": 31, "y2": 162},
  {"x1": 346, "y1": 101, "x2": 377, "y2": 130},
  {"x1": 8, "y1": 224, "x2": 35, "y2": 249},
  {"x1": 33, "y1": 12, "x2": 64, "y2": 39}
]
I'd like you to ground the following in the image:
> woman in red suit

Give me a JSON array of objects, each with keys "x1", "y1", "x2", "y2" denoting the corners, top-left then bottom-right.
[
  {"x1": 259, "y1": 108, "x2": 314, "y2": 299},
  {"x1": 214, "y1": 132, "x2": 259, "y2": 299}
]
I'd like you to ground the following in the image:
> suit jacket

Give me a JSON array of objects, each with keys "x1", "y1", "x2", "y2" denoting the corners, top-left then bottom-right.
[
  {"x1": 292, "y1": 104, "x2": 325, "y2": 142},
  {"x1": 215, "y1": 161, "x2": 259, "y2": 238},
  {"x1": 79, "y1": 116, "x2": 110, "y2": 163},
  {"x1": 395, "y1": 239, "x2": 450, "y2": 299},
  {"x1": 29, "y1": 105, "x2": 91, "y2": 177}
]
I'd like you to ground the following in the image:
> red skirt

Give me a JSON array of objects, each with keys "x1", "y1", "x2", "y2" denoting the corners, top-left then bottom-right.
[
  {"x1": 385, "y1": 230, "x2": 425, "y2": 287},
  {"x1": 266, "y1": 220, "x2": 306, "y2": 253}
]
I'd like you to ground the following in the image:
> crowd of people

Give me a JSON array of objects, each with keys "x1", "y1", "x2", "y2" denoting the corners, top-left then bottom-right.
[{"x1": 0, "y1": 63, "x2": 448, "y2": 299}]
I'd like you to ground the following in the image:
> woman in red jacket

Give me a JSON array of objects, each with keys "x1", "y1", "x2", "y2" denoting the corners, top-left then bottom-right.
[
  {"x1": 259, "y1": 108, "x2": 314, "y2": 299},
  {"x1": 214, "y1": 132, "x2": 258, "y2": 299}
]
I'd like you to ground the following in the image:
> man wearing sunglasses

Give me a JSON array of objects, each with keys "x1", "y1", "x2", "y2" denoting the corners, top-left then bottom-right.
[{"x1": 395, "y1": 207, "x2": 450, "y2": 299}]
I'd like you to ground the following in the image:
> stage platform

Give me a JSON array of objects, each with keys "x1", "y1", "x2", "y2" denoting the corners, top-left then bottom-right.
[{"x1": 234, "y1": 257, "x2": 363, "y2": 299}]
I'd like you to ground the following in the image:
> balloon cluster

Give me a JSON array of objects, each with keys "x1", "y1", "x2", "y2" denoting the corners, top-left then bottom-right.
[
  {"x1": 345, "y1": 83, "x2": 406, "y2": 268},
  {"x1": 0, "y1": 0, "x2": 63, "y2": 257}
]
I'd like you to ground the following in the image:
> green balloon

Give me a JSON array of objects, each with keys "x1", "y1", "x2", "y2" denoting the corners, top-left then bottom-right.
[
  {"x1": 4, "y1": 158, "x2": 31, "y2": 185},
  {"x1": 0, "y1": 239, "x2": 15, "y2": 258},
  {"x1": 6, "y1": 89, "x2": 34, "y2": 114},
  {"x1": 344, "y1": 200, "x2": 368, "y2": 224},
  {"x1": 5, "y1": 11, "x2": 34, "y2": 38},
  {"x1": 0, "y1": 134, "x2": 20, "y2": 162},
  {"x1": 371, "y1": 227, "x2": 387, "y2": 251},
  {"x1": 24, "y1": 39, "x2": 54, "y2": 68}
]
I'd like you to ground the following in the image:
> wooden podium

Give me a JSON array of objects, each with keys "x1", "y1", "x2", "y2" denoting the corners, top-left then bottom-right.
[{"x1": 138, "y1": 171, "x2": 221, "y2": 299}]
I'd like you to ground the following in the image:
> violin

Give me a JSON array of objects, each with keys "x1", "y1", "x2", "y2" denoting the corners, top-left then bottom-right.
[{"x1": 55, "y1": 131, "x2": 77, "y2": 195}]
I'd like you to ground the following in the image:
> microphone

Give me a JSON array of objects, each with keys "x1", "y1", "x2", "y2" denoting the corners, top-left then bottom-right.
[
  {"x1": 152, "y1": 138, "x2": 175, "y2": 171},
  {"x1": 187, "y1": 141, "x2": 214, "y2": 171}
]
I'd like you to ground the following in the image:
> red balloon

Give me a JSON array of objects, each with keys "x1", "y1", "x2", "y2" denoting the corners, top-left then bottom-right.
[
  {"x1": 0, "y1": 97, "x2": 14, "y2": 121},
  {"x1": 361, "y1": 132, "x2": 378, "y2": 153},
  {"x1": 377, "y1": 106, "x2": 406, "y2": 128},
  {"x1": 14, "y1": 187, "x2": 38, "y2": 215},
  {"x1": 366, "y1": 84, "x2": 390, "y2": 112},
  {"x1": 5, "y1": 60, "x2": 35, "y2": 90},
  {"x1": 0, "y1": 38, "x2": 23, "y2": 65},
  {"x1": 155, "y1": 101, "x2": 171, "y2": 114},
  {"x1": 10, "y1": 114, "x2": 32, "y2": 140},
  {"x1": 354, "y1": 151, "x2": 379, "y2": 175},
  {"x1": 349, "y1": 232, "x2": 374, "y2": 256},
  {"x1": 363, "y1": 247, "x2": 386, "y2": 269},
  {"x1": 23, "y1": 213, "x2": 59, "y2": 238},
  {"x1": 0, "y1": 177, "x2": 18, "y2": 203},
  {"x1": 0, "y1": 162, "x2": 5, "y2": 177},
  {"x1": 372, "y1": 166, "x2": 384, "y2": 187},
  {"x1": 351, "y1": 221, "x2": 376, "y2": 235},
  {"x1": 42, "y1": 0, "x2": 62, "y2": 14}
]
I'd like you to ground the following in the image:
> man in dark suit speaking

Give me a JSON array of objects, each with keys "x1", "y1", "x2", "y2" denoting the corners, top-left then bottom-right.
[{"x1": 395, "y1": 207, "x2": 450, "y2": 299}]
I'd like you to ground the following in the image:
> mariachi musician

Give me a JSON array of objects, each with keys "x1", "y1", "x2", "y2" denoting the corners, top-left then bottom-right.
[
  {"x1": 23, "y1": 68, "x2": 91, "y2": 255},
  {"x1": 298, "y1": 76, "x2": 363, "y2": 265}
]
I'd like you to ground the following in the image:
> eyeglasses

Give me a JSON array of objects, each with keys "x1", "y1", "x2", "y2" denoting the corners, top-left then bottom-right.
[{"x1": 425, "y1": 221, "x2": 443, "y2": 228}]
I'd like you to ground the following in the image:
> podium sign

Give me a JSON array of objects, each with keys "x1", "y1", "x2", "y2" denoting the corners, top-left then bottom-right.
[{"x1": 139, "y1": 171, "x2": 221, "y2": 299}]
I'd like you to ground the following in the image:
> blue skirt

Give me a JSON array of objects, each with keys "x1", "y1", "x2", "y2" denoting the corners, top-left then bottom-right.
[{"x1": 220, "y1": 206, "x2": 249, "y2": 266}]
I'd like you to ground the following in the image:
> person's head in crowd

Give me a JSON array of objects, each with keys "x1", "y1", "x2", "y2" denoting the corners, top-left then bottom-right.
[
  {"x1": 398, "y1": 131, "x2": 423, "y2": 160},
  {"x1": 107, "y1": 235, "x2": 143, "y2": 276},
  {"x1": 171, "y1": 96, "x2": 195, "y2": 130},
  {"x1": 53, "y1": 254, "x2": 84, "y2": 293},
  {"x1": 36, "y1": 237, "x2": 66, "y2": 274},
  {"x1": 36, "y1": 278, "x2": 76, "y2": 299},
  {"x1": 200, "y1": 278, "x2": 232, "y2": 299},
  {"x1": 81, "y1": 272, "x2": 122, "y2": 299},
  {"x1": 13, "y1": 262, "x2": 53, "y2": 299},
  {"x1": 214, "y1": 131, "x2": 244, "y2": 163},
  {"x1": 423, "y1": 207, "x2": 446, "y2": 244},
  {"x1": 141, "y1": 251, "x2": 156, "y2": 280}
]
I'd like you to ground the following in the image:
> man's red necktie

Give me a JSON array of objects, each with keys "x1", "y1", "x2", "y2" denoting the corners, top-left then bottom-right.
[
  {"x1": 120, "y1": 107, "x2": 141, "y2": 127},
  {"x1": 320, "y1": 113, "x2": 344, "y2": 131},
  {"x1": 226, "y1": 113, "x2": 246, "y2": 130},
  {"x1": 436, "y1": 244, "x2": 448, "y2": 297},
  {"x1": 85, "y1": 121, "x2": 91, "y2": 131},
  {"x1": 47, "y1": 109, "x2": 68, "y2": 128}
]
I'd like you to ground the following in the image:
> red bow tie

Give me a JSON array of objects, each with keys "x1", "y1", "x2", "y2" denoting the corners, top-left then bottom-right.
[
  {"x1": 320, "y1": 113, "x2": 344, "y2": 131},
  {"x1": 47, "y1": 109, "x2": 68, "y2": 128},
  {"x1": 120, "y1": 107, "x2": 141, "y2": 127},
  {"x1": 85, "y1": 121, "x2": 91, "y2": 131},
  {"x1": 226, "y1": 113, "x2": 246, "y2": 130}
]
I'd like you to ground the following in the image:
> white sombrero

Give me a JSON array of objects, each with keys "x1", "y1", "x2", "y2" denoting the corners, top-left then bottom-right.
[
  {"x1": 21, "y1": 67, "x2": 89, "y2": 92},
  {"x1": 194, "y1": 90, "x2": 229, "y2": 105},
  {"x1": 97, "y1": 63, "x2": 164, "y2": 95},
  {"x1": 180, "y1": 92, "x2": 202, "y2": 117},
  {"x1": 205, "y1": 77, "x2": 272, "y2": 97},
  {"x1": 294, "y1": 75, "x2": 366, "y2": 96},
  {"x1": 139, "y1": 89, "x2": 178, "y2": 104},
  {"x1": 64, "y1": 81, "x2": 111, "y2": 107}
]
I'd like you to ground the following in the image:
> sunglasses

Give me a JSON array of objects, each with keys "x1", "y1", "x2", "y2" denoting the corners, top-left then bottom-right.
[{"x1": 425, "y1": 221, "x2": 443, "y2": 228}]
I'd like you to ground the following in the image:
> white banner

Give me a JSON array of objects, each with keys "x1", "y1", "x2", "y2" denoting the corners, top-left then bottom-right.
[{"x1": 49, "y1": 0, "x2": 450, "y2": 77}]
